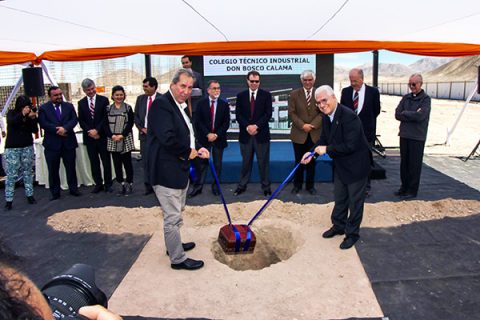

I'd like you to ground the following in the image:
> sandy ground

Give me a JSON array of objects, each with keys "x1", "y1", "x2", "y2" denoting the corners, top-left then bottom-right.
[{"x1": 45, "y1": 93, "x2": 480, "y2": 319}]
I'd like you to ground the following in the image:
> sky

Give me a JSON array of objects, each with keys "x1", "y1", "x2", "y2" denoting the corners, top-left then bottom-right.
[{"x1": 335, "y1": 50, "x2": 426, "y2": 68}]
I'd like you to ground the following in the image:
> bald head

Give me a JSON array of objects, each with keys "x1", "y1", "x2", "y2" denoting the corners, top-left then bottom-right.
[{"x1": 349, "y1": 68, "x2": 364, "y2": 91}]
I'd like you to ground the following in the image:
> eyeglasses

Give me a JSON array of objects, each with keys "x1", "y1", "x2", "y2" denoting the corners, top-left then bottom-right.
[
  {"x1": 210, "y1": 87, "x2": 221, "y2": 90},
  {"x1": 302, "y1": 78, "x2": 314, "y2": 82},
  {"x1": 315, "y1": 98, "x2": 329, "y2": 106},
  {"x1": 248, "y1": 80, "x2": 260, "y2": 83},
  {"x1": 408, "y1": 82, "x2": 418, "y2": 87}
]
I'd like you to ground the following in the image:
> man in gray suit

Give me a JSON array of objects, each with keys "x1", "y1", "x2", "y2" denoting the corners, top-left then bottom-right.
[{"x1": 134, "y1": 77, "x2": 161, "y2": 195}]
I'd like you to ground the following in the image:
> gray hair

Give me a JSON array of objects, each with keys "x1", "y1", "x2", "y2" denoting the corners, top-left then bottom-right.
[
  {"x1": 300, "y1": 70, "x2": 316, "y2": 81},
  {"x1": 410, "y1": 73, "x2": 423, "y2": 83},
  {"x1": 172, "y1": 68, "x2": 194, "y2": 84},
  {"x1": 350, "y1": 68, "x2": 364, "y2": 79},
  {"x1": 81, "y1": 78, "x2": 95, "y2": 90},
  {"x1": 315, "y1": 85, "x2": 335, "y2": 99}
]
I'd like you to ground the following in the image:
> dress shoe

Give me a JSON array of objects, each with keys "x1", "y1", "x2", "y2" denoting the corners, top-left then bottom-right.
[
  {"x1": 105, "y1": 185, "x2": 114, "y2": 193},
  {"x1": 50, "y1": 194, "x2": 60, "y2": 201},
  {"x1": 126, "y1": 183, "x2": 133, "y2": 195},
  {"x1": 233, "y1": 187, "x2": 245, "y2": 196},
  {"x1": 212, "y1": 188, "x2": 219, "y2": 196},
  {"x1": 70, "y1": 190, "x2": 81, "y2": 197},
  {"x1": 171, "y1": 258, "x2": 204, "y2": 270},
  {"x1": 27, "y1": 196, "x2": 36, "y2": 204},
  {"x1": 394, "y1": 189, "x2": 406, "y2": 197},
  {"x1": 188, "y1": 188, "x2": 202, "y2": 198},
  {"x1": 340, "y1": 237, "x2": 358, "y2": 250},
  {"x1": 400, "y1": 193, "x2": 417, "y2": 200},
  {"x1": 144, "y1": 188, "x2": 154, "y2": 195},
  {"x1": 118, "y1": 184, "x2": 126, "y2": 196},
  {"x1": 322, "y1": 226, "x2": 345, "y2": 238},
  {"x1": 91, "y1": 185, "x2": 104, "y2": 193},
  {"x1": 264, "y1": 189, "x2": 272, "y2": 196},
  {"x1": 291, "y1": 186, "x2": 301, "y2": 194},
  {"x1": 307, "y1": 187, "x2": 317, "y2": 195},
  {"x1": 5, "y1": 201, "x2": 12, "y2": 210},
  {"x1": 166, "y1": 242, "x2": 196, "y2": 256}
]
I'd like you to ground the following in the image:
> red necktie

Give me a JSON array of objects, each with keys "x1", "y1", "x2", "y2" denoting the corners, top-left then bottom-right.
[
  {"x1": 353, "y1": 90, "x2": 359, "y2": 112},
  {"x1": 147, "y1": 96, "x2": 153, "y2": 111},
  {"x1": 89, "y1": 98, "x2": 95, "y2": 118},
  {"x1": 250, "y1": 92, "x2": 255, "y2": 118},
  {"x1": 210, "y1": 99, "x2": 215, "y2": 132}
]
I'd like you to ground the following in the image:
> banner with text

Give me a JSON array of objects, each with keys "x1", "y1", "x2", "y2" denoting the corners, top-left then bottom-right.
[{"x1": 203, "y1": 55, "x2": 316, "y2": 76}]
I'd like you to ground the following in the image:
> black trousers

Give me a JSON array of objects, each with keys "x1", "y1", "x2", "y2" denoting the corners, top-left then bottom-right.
[
  {"x1": 44, "y1": 147, "x2": 78, "y2": 196},
  {"x1": 192, "y1": 145, "x2": 224, "y2": 191},
  {"x1": 238, "y1": 138, "x2": 270, "y2": 191},
  {"x1": 331, "y1": 170, "x2": 368, "y2": 240},
  {"x1": 139, "y1": 134, "x2": 151, "y2": 189},
  {"x1": 292, "y1": 134, "x2": 315, "y2": 190},
  {"x1": 399, "y1": 137, "x2": 425, "y2": 196},
  {"x1": 112, "y1": 151, "x2": 133, "y2": 184},
  {"x1": 85, "y1": 137, "x2": 112, "y2": 187}
]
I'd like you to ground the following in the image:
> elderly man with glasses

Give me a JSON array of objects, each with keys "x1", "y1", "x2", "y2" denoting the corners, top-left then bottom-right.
[{"x1": 394, "y1": 73, "x2": 431, "y2": 200}]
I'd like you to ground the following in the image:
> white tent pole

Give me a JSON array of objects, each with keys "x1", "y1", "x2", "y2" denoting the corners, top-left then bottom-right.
[
  {"x1": 40, "y1": 62, "x2": 59, "y2": 87},
  {"x1": 445, "y1": 82, "x2": 478, "y2": 145},
  {"x1": 40, "y1": 62, "x2": 68, "y2": 101},
  {"x1": 1, "y1": 75, "x2": 24, "y2": 117}
]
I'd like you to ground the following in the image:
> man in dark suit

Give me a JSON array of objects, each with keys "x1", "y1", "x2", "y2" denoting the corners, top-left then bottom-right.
[
  {"x1": 188, "y1": 80, "x2": 230, "y2": 198},
  {"x1": 78, "y1": 78, "x2": 112, "y2": 193},
  {"x1": 181, "y1": 55, "x2": 204, "y2": 116},
  {"x1": 288, "y1": 70, "x2": 322, "y2": 195},
  {"x1": 302, "y1": 85, "x2": 371, "y2": 250},
  {"x1": 38, "y1": 86, "x2": 80, "y2": 200},
  {"x1": 234, "y1": 71, "x2": 272, "y2": 196},
  {"x1": 146, "y1": 69, "x2": 209, "y2": 271},
  {"x1": 340, "y1": 68, "x2": 381, "y2": 196},
  {"x1": 134, "y1": 77, "x2": 161, "y2": 195}
]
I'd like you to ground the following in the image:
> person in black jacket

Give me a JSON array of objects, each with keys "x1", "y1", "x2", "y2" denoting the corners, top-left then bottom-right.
[
  {"x1": 302, "y1": 85, "x2": 371, "y2": 250},
  {"x1": 394, "y1": 73, "x2": 431, "y2": 200},
  {"x1": 4, "y1": 95, "x2": 39, "y2": 210},
  {"x1": 188, "y1": 80, "x2": 230, "y2": 197},
  {"x1": 78, "y1": 78, "x2": 112, "y2": 193}
]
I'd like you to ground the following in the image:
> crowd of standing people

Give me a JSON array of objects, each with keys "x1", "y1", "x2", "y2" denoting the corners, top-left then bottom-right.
[{"x1": 1, "y1": 57, "x2": 431, "y2": 267}]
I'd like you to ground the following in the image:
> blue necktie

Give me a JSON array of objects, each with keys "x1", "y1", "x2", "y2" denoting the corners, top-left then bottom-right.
[{"x1": 55, "y1": 104, "x2": 61, "y2": 120}]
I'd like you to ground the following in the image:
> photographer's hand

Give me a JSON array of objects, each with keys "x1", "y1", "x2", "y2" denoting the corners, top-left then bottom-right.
[{"x1": 79, "y1": 305, "x2": 123, "y2": 320}]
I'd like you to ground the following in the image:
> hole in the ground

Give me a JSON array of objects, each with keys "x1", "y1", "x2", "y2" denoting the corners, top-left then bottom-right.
[{"x1": 212, "y1": 225, "x2": 299, "y2": 271}]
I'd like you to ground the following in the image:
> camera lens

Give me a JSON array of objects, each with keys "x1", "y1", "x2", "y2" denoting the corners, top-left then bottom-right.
[{"x1": 41, "y1": 264, "x2": 107, "y2": 319}]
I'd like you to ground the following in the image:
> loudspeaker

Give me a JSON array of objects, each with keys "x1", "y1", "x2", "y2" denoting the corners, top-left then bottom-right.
[{"x1": 22, "y1": 67, "x2": 45, "y2": 97}]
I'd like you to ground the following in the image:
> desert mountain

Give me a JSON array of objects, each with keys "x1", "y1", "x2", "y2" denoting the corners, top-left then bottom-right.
[{"x1": 424, "y1": 56, "x2": 480, "y2": 81}]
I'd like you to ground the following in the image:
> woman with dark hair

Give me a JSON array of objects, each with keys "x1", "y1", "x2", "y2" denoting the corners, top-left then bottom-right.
[
  {"x1": 4, "y1": 95, "x2": 38, "y2": 210},
  {"x1": 105, "y1": 85, "x2": 135, "y2": 195}
]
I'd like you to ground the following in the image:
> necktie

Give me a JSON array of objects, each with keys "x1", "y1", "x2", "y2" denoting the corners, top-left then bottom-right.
[
  {"x1": 54, "y1": 104, "x2": 61, "y2": 121},
  {"x1": 353, "y1": 90, "x2": 359, "y2": 112},
  {"x1": 210, "y1": 99, "x2": 215, "y2": 132},
  {"x1": 306, "y1": 90, "x2": 311, "y2": 105},
  {"x1": 250, "y1": 92, "x2": 255, "y2": 118},
  {"x1": 147, "y1": 96, "x2": 153, "y2": 111},
  {"x1": 89, "y1": 98, "x2": 95, "y2": 118}
]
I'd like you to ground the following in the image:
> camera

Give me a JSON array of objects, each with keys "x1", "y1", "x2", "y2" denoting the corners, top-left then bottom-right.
[{"x1": 41, "y1": 264, "x2": 107, "y2": 319}]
